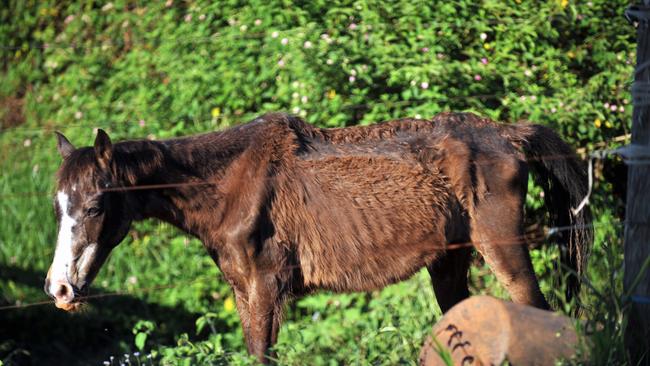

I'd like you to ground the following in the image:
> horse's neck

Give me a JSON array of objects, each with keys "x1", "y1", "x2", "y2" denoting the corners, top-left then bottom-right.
[{"x1": 120, "y1": 132, "x2": 246, "y2": 234}]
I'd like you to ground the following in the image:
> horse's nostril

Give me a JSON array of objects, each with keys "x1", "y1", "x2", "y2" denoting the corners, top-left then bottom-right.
[{"x1": 53, "y1": 282, "x2": 75, "y2": 303}]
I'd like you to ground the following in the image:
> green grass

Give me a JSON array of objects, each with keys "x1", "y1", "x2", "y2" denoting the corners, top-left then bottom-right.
[{"x1": 0, "y1": 0, "x2": 635, "y2": 364}]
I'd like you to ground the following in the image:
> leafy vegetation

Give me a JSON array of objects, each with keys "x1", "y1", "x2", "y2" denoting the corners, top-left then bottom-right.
[{"x1": 0, "y1": 0, "x2": 634, "y2": 365}]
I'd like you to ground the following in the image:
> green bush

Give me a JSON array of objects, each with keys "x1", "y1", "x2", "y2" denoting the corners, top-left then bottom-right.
[{"x1": 0, "y1": 0, "x2": 633, "y2": 365}]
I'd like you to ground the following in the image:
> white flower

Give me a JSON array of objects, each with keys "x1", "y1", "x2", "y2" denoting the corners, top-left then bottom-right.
[
  {"x1": 480, "y1": 32, "x2": 487, "y2": 40},
  {"x1": 101, "y1": 2, "x2": 114, "y2": 12},
  {"x1": 254, "y1": 19, "x2": 262, "y2": 26},
  {"x1": 281, "y1": 38, "x2": 288, "y2": 45},
  {"x1": 292, "y1": 106, "x2": 301, "y2": 114},
  {"x1": 271, "y1": 31, "x2": 279, "y2": 38},
  {"x1": 326, "y1": 59, "x2": 334, "y2": 65},
  {"x1": 420, "y1": 81, "x2": 429, "y2": 89},
  {"x1": 240, "y1": 24, "x2": 247, "y2": 32},
  {"x1": 524, "y1": 69, "x2": 533, "y2": 77},
  {"x1": 301, "y1": 95, "x2": 308, "y2": 103},
  {"x1": 349, "y1": 75, "x2": 356, "y2": 83},
  {"x1": 303, "y1": 41, "x2": 312, "y2": 49},
  {"x1": 74, "y1": 111, "x2": 83, "y2": 119},
  {"x1": 23, "y1": 139, "x2": 31, "y2": 147}
]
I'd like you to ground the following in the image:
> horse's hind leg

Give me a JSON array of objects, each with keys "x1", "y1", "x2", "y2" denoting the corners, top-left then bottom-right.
[
  {"x1": 471, "y1": 162, "x2": 549, "y2": 309},
  {"x1": 427, "y1": 247, "x2": 472, "y2": 313}
]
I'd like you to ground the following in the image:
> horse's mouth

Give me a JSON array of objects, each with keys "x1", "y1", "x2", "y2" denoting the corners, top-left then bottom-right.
[
  {"x1": 54, "y1": 300, "x2": 81, "y2": 312},
  {"x1": 54, "y1": 299, "x2": 85, "y2": 312}
]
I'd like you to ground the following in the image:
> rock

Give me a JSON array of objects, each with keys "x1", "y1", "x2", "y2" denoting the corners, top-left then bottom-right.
[{"x1": 419, "y1": 296, "x2": 581, "y2": 366}]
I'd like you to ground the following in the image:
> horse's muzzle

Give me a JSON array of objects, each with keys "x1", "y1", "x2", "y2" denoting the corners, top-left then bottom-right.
[{"x1": 44, "y1": 278, "x2": 84, "y2": 312}]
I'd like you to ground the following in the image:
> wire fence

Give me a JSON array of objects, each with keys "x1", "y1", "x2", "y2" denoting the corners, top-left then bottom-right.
[
  {"x1": 0, "y1": 220, "x2": 624, "y2": 312},
  {"x1": 0, "y1": 1, "x2": 638, "y2": 316},
  {"x1": 0, "y1": 141, "x2": 631, "y2": 309},
  {"x1": 0, "y1": 112, "x2": 641, "y2": 350},
  {"x1": 0, "y1": 144, "x2": 630, "y2": 201}
]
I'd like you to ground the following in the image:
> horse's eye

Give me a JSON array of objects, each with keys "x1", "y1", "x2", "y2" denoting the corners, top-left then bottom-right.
[{"x1": 86, "y1": 206, "x2": 102, "y2": 217}]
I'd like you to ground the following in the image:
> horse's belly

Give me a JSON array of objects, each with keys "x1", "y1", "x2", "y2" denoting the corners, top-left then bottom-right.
[
  {"x1": 285, "y1": 154, "x2": 453, "y2": 292},
  {"x1": 301, "y1": 233, "x2": 445, "y2": 292}
]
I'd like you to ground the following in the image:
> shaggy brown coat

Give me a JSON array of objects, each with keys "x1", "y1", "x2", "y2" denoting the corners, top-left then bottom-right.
[{"x1": 48, "y1": 112, "x2": 592, "y2": 363}]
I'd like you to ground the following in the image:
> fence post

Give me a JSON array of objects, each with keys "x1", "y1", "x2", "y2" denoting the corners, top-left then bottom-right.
[{"x1": 624, "y1": 1, "x2": 650, "y2": 363}]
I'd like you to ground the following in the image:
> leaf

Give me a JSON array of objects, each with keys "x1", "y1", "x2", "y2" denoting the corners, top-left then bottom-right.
[{"x1": 135, "y1": 332, "x2": 147, "y2": 351}]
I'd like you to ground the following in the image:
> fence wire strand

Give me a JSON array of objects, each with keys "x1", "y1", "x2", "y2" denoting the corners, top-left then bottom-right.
[{"x1": 0, "y1": 220, "x2": 623, "y2": 312}]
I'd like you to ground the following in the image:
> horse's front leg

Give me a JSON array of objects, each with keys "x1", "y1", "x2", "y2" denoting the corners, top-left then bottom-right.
[
  {"x1": 233, "y1": 288, "x2": 253, "y2": 351},
  {"x1": 247, "y1": 272, "x2": 283, "y2": 364}
]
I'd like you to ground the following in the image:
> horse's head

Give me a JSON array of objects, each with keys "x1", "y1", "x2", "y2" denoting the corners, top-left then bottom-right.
[{"x1": 45, "y1": 130, "x2": 132, "y2": 311}]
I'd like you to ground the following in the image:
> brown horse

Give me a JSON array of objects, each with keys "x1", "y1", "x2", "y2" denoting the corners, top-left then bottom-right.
[{"x1": 44, "y1": 112, "x2": 592, "y2": 363}]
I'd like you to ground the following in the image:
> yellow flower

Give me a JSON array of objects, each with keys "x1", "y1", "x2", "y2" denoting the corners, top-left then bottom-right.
[
  {"x1": 560, "y1": 0, "x2": 569, "y2": 9},
  {"x1": 567, "y1": 51, "x2": 575, "y2": 58},
  {"x1": 483, "y1": 43, "x2": 491, "y2": 50},
  {"x1": 327, "y1": 89, "x2": 336, "y2": 100},
  {"x1": 211, "y1": 107, "x2": 221, "y2": 118},
  {"x1": 224, "y1": 296, "x2": 235, "y2": 312},
  {"x1": 605, "y1": 121, "x2": 613, "y2": 128},
  {"x1": 594, "y1": 118, "x2": 601, "y2": 128}
]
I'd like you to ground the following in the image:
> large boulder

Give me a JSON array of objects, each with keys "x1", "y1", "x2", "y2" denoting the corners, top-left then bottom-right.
[{"x1": 419, "y1": 296, "x2": 581, "y2": 366}]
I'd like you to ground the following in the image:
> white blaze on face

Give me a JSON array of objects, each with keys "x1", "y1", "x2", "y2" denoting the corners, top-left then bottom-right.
[{"x1": 49, "y1": 190, "x2": 77, "y2": 294}]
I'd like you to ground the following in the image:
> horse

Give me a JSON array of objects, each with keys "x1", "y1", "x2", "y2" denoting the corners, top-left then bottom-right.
[{"x1": 44, "y1": 112, "x2": 592, "y2": 363}]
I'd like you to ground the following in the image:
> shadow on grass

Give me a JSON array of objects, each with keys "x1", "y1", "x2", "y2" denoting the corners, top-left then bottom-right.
[{"x1": 0, "y1": 265, "x2": 227, "y2": 366}]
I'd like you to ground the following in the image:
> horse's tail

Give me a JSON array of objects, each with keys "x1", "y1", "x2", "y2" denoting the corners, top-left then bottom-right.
[{"x1": 502, "y1": 123, "x2": 593, "y2": 304}]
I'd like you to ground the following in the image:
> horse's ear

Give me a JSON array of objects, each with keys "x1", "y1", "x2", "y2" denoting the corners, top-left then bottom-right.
[
  {"x1": 94, "y1": 129, "x2": 113, "y2": 169},
  {"x1": 55, "y1": 131, "x2": 75, "y2": 159}
]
